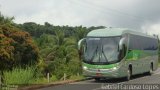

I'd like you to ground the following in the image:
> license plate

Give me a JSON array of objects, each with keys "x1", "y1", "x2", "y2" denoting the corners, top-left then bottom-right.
[{"x1": 96, "y1": 73, "x2": 102, "y2": 76}]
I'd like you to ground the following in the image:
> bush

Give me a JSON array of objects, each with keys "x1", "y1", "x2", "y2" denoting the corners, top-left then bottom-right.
[{"x1": 45, "y1": 58, "x2": 81, "y2": 80}]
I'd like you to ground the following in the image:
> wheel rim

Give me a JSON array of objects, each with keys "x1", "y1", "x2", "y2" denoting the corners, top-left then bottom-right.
[
  {"x1": 150, "y1": 65, "x2": 153, "y2": 74},
  {"x1": 95, "y1": 78, "x2": 100, "y2": 81},
  {"x1": 127, "y1": 69, "x2": 131, "y2": 80}
]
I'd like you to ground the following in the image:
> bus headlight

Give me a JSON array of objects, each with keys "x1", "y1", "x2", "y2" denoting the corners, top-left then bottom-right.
[
  {"x1": 83, "y1": 66, "x2": 88, "y2": 70},
  {"x1": 111, "y1": 67, "x2": 118, "y2": 70}
]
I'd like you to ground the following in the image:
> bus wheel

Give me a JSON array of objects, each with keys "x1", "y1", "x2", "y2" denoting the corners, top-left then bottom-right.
[
  {"x1": 95, "y1": 78, "x2": 100, "y2": 82},
  {"x1": 127, "y1": 68, "x2": 131, "y2": 81},
  {"x1": 149, "y1": 64, "x2": 153, "y2": 75}
]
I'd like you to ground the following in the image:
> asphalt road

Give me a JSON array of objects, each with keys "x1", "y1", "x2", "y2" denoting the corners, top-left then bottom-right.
[{"x1": 38, "y1": 68, "x2": 160, "y2": 90}]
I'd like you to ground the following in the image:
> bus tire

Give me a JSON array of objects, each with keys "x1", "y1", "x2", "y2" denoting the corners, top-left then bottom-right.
[
  {"x1": 127, "y1": 68, "x2": 131, "y2": 81},
  {"x1": 149, "y1": 63, "x2": 153, "y2": 75},
  {"x1": 95, "y1": 78, "x2": 100, "y2": 82}
]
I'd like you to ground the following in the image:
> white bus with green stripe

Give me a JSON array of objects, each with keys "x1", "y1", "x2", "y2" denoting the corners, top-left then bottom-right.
[{"x1": 78, "y1": 28, "x2": 158, "y2": 81}]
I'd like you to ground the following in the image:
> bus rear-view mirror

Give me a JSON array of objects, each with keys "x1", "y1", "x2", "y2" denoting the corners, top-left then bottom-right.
[
  {"x1": 118, "y1": 37, "x2": 126, "y2": 51},
  {"x1": 78, "y1": 38, "x2": 86, "y2": 56}
]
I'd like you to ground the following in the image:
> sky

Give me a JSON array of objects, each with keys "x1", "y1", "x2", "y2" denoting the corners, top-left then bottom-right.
[{"x1": 0, "y1": 0, "x2": 160, "y2": 36}]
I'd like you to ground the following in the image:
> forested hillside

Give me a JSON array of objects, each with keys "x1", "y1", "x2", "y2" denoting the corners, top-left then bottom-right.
[{"x1": 0, "y1": 12, "x2": 105, "y2": 85}]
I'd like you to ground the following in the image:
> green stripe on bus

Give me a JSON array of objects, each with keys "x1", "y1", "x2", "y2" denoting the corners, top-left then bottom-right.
[
  {"x1": 83, "y1": 63, "x2": 117, "y2": 69},
  {"x1": 126, "y1": 50, "x2": 157, "y2": 60}
]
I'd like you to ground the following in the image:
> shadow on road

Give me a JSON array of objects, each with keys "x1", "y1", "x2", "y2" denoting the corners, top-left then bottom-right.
[{"x1": 90, "y1": 73, "x2": 150, "y2": 83}]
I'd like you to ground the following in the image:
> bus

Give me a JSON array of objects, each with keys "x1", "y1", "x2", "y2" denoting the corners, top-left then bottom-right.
[{"x1": 78, "y1": 28, "x2": 159, "y2": 81}]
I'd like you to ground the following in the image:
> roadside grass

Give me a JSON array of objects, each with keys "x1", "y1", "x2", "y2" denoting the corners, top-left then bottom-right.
[
  {"x1": 3, "y1": 67, "x2": 35, "y2": 85},
  {"x1": 3, "y1": 67, "x2": 47, "y2": 85},
  {"x1": 30, "y1": 75, "x2": 58, "y2": 84},
  {"x1": 3, "y1": 67, "x2": 84, "y2": 85},
  {"x1": 69, "y1": 75, "x2": 85, "y2": 80}
]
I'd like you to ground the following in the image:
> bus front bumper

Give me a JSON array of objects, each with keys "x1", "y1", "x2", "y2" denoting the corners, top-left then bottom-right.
[{"x1": 83, "y1": 68, "x2": 120, "y2": 78}]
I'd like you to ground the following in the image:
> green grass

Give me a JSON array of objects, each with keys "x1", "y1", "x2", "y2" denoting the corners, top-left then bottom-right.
[
  {"x1": 3, "y1": 67, "x2": 35, "y2": 85},
  {"x1": 3, "y1": 66, "x2": 84, "y2": 86},
  {"x1": 30, "y1": 75, "x2": 58, "y2": 84},
  {"x1": 69, "y1": 75, "x2": 85, "y2": 80},
  {"x1": 30, "y1": 77, "x2": 48, "y2": 84},
  {"x1": 3, "y1": 67, "x2": 54, "y2": 85}
]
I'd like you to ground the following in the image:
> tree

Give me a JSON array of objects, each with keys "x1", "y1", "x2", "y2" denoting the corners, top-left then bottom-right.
[
  {"x1": 0, "y1": 14, "x2": 39, "y2": 70},
  {"x1": 35, "y1": 29, "x2": 80, "y2": 78},
  {"x1": 74, "y1": 26, "x2": 89, "y2": 42},
  {"x1": 0, "y1": 13, "x2": 14, "y2": 25}
]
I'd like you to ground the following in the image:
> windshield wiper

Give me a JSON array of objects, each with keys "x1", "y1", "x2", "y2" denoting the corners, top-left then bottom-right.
[
  {"x1": 101, "y1": 45, "x2": 108, "y2": 62},
  {"x1": 90, "y1": 46, "x2": 98, "y2": 62}
]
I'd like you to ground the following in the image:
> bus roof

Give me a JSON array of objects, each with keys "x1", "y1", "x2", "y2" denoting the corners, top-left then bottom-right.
[{"x1": 87, "y1": 28, "x2": 156, "y2": 39}]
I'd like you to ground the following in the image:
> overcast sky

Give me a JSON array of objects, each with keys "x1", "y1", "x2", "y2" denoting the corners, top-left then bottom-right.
[{"x1": 0, "y1": 0, "x2": 160, "y2": 36}]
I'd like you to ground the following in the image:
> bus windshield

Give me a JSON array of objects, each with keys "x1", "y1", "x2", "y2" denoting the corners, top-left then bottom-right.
[{"x1": 84, "y1": 37, "x2": 121, "y2": 65}]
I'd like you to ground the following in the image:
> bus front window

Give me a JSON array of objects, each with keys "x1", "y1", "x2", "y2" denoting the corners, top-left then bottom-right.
[{"x1": 84, "y1": 37, "x2": 121, "y2": 65}]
